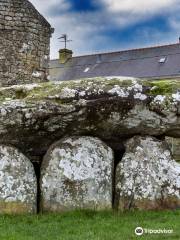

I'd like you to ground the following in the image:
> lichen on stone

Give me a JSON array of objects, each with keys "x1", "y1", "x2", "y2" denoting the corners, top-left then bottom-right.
[
  {"x1": 0, "y1": 145, "x2": 37, "y2": 214},
  {"x1": 0, "y1": 76, "x2": 178, "y2": 165},
  {"x1": 116, "y1": 136, "x2": 180, "y2": 210},
  {"x1": 41, "y1": 136, "x2": 113, "y2": 212}
]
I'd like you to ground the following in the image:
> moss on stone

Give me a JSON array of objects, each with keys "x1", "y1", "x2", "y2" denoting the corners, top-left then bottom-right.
[
  {"x1": 15, "y1": 88, "x2": 28, "y2": 99},
  {"x1": 145, "y1": 79, "x2": 180, "y2": 95},
  {"x1": 22, "y1": 78, "x2": 135, "y2": 102},
  {"x1": 0, "y1": 202, "x2": 34, "y2": 214},
  {"x1": 0, "y1": 77, "x2": 178, "y2": 104}
]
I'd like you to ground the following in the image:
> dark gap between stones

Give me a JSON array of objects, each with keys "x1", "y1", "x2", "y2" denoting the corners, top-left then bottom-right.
[
  {"x1": 32, "y1": 161, "x2": 41, "y2": 214},
  {"x1": 112, "y1": 149, "x2": 125, "y2": 209},
  {"x1": 104, "y1": 140, "x2": 126, "y2": 209}
]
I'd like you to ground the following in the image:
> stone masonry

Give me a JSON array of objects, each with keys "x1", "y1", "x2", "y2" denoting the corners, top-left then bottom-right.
[{"x1": 0, "y1": 0, "x2": 53, "y2": 86}]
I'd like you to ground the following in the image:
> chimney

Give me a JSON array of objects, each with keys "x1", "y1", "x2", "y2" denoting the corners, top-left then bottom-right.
[{"x1": 59, "y1": 48, "x2": 73, "y2": 64}]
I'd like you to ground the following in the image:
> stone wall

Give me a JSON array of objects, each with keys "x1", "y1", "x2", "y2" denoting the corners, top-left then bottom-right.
[{"x1": 0, "y1": 0, "x2": 53, "y2": 86}]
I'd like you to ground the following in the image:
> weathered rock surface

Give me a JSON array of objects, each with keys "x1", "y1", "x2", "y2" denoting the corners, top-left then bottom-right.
[
  {"x1": 115, "y1": 136, "x2": 180, "y2": 210},
  {"x1": 0, "y1": 77, "x2": 179, "y2": 162},
  {"x1": 0, "y1": 145, "x2": 37, "y2": 214},
  {"x1": 166, "y1": 137, "x2": 180, "y2": 163},
  {"x1": 40, "y1": 136, "x2": 113, "y2": 212}
]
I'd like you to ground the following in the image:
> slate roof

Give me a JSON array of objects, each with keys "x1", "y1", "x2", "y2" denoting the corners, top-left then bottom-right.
[{"x1": 49, "y1": 43, "x2": 180, "y2": 81}]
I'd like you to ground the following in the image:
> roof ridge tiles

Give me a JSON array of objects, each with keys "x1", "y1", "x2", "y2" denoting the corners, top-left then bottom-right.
[
  {"x1": 51, "y1": 42, "x2": 180, "y2": 61},
  {"x1": 74, "y1": 43, "x2": 180, "y2": 58}
]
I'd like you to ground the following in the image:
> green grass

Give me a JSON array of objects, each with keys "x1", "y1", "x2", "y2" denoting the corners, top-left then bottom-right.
[{"x1": 0, "y1": 210, "x2": 179, "y2": 240}]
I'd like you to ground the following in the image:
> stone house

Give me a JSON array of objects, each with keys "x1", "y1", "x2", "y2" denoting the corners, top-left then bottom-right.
[{"x1": 0, "y1": 0, "x2": 53, "y2": 86}]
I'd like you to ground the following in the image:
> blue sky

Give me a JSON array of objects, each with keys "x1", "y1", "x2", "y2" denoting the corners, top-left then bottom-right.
[{"x1": 30, "y1": 0, "x2": 180, "y2": 59}]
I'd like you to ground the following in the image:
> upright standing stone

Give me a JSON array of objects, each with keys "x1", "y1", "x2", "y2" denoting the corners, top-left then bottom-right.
[
  {"x1": 0, "y1": 145, "x2": 37, "y2": 214},
  {"x1": 115, "y1": 136, "x2": 180, "y2": 210},
  {"x1": 41, "y1": 136, "x2": 113, "y2": 212}
]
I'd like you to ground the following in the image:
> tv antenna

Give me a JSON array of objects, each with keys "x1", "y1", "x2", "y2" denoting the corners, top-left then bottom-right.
[{"x1": 58, "y1": 34, "x2": 72, "y2": 49}]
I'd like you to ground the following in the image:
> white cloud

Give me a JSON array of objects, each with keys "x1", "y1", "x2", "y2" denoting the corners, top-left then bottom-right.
[
  {"x1": 101, "y1": 0, "x2": 178, "y2": 14},
  {"x1": 30, "y1": 0, "x2": 70, "y2": 15},
  {"x1": 100, "y1": 0, "x2": 180, "y2": 28}
]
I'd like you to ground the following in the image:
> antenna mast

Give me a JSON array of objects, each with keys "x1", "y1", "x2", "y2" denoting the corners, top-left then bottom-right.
[{"x1": 58, "y1": 34, "x2": 72, "y2": 49}]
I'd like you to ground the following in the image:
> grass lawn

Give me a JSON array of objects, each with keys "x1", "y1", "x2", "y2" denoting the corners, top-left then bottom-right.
[{"x1": 0, "y1": 209, "x2": 179, "y2": 240}]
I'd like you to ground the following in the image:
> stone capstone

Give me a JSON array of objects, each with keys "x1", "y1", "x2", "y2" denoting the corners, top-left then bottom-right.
[
  {"x1": 115, "y1": 136, "x2": 180, "y2": 210},
  {"x1": 0, "y1": 145, "x2": 37, "y2": 214},
  {"x1": 40, "y1": 136, "x2": 113, "y2": 212},
  {"x1": 0, "y1": 77, "x2": 178, "y2": 163}
]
